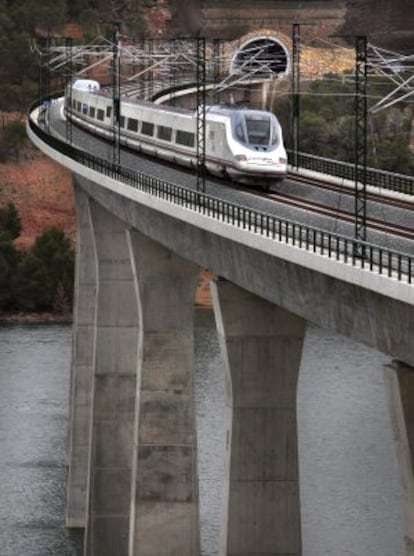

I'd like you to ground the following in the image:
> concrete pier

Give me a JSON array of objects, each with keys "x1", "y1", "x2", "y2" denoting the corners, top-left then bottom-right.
[
  {"x1": 84, "y1": 201, "x2": 139, "y2": 555},
  {"x1": 67, "y1": 183, "x2": 97, "y2": 528},
  {"x1": 128, "y1": 230, "x2": 201, "y2": 555},
  {"x1": 384, "y1": 361, "x2": 414, "y2": 556},
  {"x1": 67, "y1": 189, "x2": 201, "y2": 554},
  {"x1": 211, "y1": 279, "x2": 306, "y2": 556}
]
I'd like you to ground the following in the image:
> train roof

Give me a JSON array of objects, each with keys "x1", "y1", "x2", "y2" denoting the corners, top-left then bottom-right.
[
  {"x1": 70, "y1": 86, "x2": 278, "y2": 122},
  {"x1": 72, "y1": 79, "x2": 100, "y2": 91},
  {"x1": 206, "y1": 105, "x2": 275, "y2": 118}
]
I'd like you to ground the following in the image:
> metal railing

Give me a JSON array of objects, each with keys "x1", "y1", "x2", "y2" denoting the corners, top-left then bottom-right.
[
  {"x1": 28, "y1": 101, "x2": 413, "y2": 285},
  {"x1": 288, "y1": 149, "x2": 414, "y2": 196}
]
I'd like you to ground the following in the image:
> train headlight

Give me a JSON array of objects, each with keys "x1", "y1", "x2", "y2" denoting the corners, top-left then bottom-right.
[
  {"x1": 235, "y1": 154, "x2": 248, "y2": 161},
  {"x1": 279, "y1": 157, "x2": 287, "y2": 164}
]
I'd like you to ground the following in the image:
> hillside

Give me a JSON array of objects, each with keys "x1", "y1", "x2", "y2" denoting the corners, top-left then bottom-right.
[
  {"x1": 1, "y1": 0, "x2": 412, "y2": 313},
  {"x1": 342, "y1": 0, "x2": 414, "y2": 53},
  {"x1": 179, "y1": 1, "x2": 414, "y2": 52},
  {"x1": 0, "y1": 149, "x2": 75, "y2": 250},
  {"x1": 0, "y1": 144, "x2": 215, "y2": 307}
]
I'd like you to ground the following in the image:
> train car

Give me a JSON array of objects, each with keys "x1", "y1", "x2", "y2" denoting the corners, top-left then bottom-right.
[{"x1": 65, "y1": 79, "x2": 288, "y2": 185}]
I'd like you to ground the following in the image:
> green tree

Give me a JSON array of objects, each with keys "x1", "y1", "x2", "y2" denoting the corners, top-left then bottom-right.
[
  {"x1": 0, "y1": 182, "x2": 75, "y2": 315},
  {"x1": 0, "y1": 202, "x2": 22, "y2": 239},
  {"x1": 0, "y1": 231, "x2": 20, "y2": 309},
  {"x1": 273, "y1": 72, "x2": 414, "y2": 173},
  {"x1": 0, "y1": 120, "x2": 28, "y2": 161},
  {"x1": 13, "y1": 228, "x2": 74, "y2": 313},
  {"x1": 374, "y1": 135, "x2": 413, "y2": 174},
  {"x1": 31, "y1": 227, "x2": 75, "y2": 311},
  {"x1": 13, "y1": 252, "x2": 52, "y2": 311},
  {"x1": 33, "y1": 0, "x2": 66, "y2": 33},
  {"x1": 0, "y1": 201, "x2": 21, "y2": 310},
  {"x1": 299, "y1": 111, "x2": 330, "y2": 155}
]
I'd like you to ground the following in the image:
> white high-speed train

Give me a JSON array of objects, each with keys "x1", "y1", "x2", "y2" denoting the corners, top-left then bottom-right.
[{"x1": 65, "y1": 79, "x2": 288, "y2": 185}]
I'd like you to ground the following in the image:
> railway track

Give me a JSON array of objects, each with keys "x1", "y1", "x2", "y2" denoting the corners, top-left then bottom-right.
[
  {"x1": 289, "y1": 172, "x2": 414, "y2": 210},
  {"x1": 227, "y1": 173, "x2": 414, "y2": 241},
  {"x1": 269, "y1": 191, "x2": 414, "y2": 240},
  {"x1": 50, "y1": 103, "x2": 413, "y2": 242}
]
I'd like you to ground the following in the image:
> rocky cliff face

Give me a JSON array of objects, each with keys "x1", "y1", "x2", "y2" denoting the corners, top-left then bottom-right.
[
  {"x1": 163, "y1": 0, "x2": 413, "y2": 53},
  {"x1": 342, "y1": 0, "x2": 414, "y2": 53},
  {"x1": 167, "y1": 0, "x2": 203, "y2": 36}
]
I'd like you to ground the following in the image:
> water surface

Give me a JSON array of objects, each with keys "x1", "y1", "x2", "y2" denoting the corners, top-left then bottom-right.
[
  {"x1": 0, "y1": 312, "x2": 405, "y2": 555},
  {"x1": 0, "y1": 324, "x2": 82, "y2": 555}
]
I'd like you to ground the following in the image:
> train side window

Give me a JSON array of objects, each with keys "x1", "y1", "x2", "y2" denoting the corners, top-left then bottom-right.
[
  {"x1": 82, "y1": 104, "x2": 88, "y2": 114},
  {"x1": 72, "y1": 99, "x2": 76, "y2": 109},
  {"x1": 89, "y1": 106, "x2": 96, "y2": 118},
  {"x1": 235, "y1": 122, "x2": 246, "y2": 144},
  {"x1": 127, "y1": 118, "x2": 138, "y2": 133},
  {"x1": 97, "y1": 109, "x2": 105, "y2": 121},
  {"x1": 120, "y1": 116, "x2": 125, "y2": 128},
  {"x1": 157, "y1": 125, "x2": 172, "y2": 141},
  {"x1": 141, "y1": 121, "x2": 154, "y2": 136},
  {"x1": 106, "y1": 106, "x2": 112, "y2": 118},
  {"x1": 270, "y1": 120, "x2": 279, "y2": 146},
  {"x1": 76, "y1": 101, "x2": 82, "y2": 112},
  {"x1": 176, "y1": 130, "x2": 195, "y2": 147},
  {"x1": 127, "y1": 118, "x2": 139, "y2": 132},
  {"x1": 271, "y1": 131, "x2": 279, "y2": 146}
]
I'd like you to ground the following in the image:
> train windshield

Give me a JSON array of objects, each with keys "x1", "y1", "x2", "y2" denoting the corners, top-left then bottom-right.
[
  {"x1": 246, "y1": 117, "x2": 270, "y2": 144},
  {"x1": 232, "y1": 111, "x2": 279, "y2": 148}
]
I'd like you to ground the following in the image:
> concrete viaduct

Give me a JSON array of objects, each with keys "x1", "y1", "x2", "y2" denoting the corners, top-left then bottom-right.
[{"x1": 28, "y1": 102, "x2": 414, "y2": 556}]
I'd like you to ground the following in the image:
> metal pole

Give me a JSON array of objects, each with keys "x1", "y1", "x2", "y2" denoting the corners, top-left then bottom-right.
[
  {"x1": 65, "y1": 37, "x2": 73, "y2": 145},
  {"x1": 196, "y1": 36, "x2": 206, "y2": 193},
  {"x1": 148, "y1": 38, "x2": 154, "y2": 99},
  {"x1": 170, "y1": 39, "x2": 177, "y2": 106},
  {"x1": 112, "y1": 23, "x2": 121, "y2": 166},
  {"x1": 213, "y1": 38, "x2": 222, "y2": 104},
  {"x1": 354, "y1": 35, "x2": 368, "y2": 249},
  {"x1": 292, "y1": 23, "x2": 300, "y2": 169},
  {"x1": 44, "y1": 33, "x2": 51, "y2": 133}
]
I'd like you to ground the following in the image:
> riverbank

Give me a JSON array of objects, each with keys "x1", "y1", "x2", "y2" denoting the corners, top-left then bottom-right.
[
  {"x1": 0, "y1": 311, "x2": 73, "y2": 324},
  {"x1": 0, "y1": 271, "x2": 213, "y2": 324}
]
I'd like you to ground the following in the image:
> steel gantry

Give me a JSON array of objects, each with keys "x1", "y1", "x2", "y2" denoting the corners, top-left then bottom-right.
[
  {"x1": 367, "y1": 45, "x2": 414, "y2": 113},
  {"x1": 291, "y1": 24, "x2": 301, "y2": 170},
  {"x1": 196, "y1": 37, "x2": 207, "y2": 193},
  {"x1": 354, "y1": 35, "x2": 368, "y2": 248},
  {"x1": 112, "y1": 23, "x2": 121, "y2": 166},
  {"x1": 32, "y1": 34, "x2": 290, "y2": 102},
  {"x1": 31, "y1": 32, "x2": 414, "y2": 211},
  {"x1": 32, "y1": 33, "x2": 414, "y2": 107},
  {"x1": 65, "y1": 37, "x2": 73, "y2": 145}
]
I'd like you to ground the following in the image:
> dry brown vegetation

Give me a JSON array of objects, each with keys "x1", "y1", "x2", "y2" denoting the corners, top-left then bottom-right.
[
  {"x1": 0, "y1": 145, "x2": 213, "y2": 306},
  {"x1": 0, "y1": 149, "x2": 75, "y2": 250}
]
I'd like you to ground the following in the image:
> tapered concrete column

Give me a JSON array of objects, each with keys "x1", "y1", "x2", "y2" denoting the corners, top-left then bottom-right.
[
  {"x1": 128, "y1": 230, "x2": 201, "y2": 556},
  {"x1": 85, "y1": 201, "x2": 139, "y2": 555},
  {"x1": 67, "y1": 183, "x2": 97, "y2": 528},
  {"x1": 211, "y1": 279, "x2": 306, "y2": 556},
  {"x1": 384, "y1": 361, "x2": 414, "y2": 555}
]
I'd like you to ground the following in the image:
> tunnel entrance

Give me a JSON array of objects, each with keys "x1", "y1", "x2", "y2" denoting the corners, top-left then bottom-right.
[{"x1": 231, "y1": 37, "x2": 289, "y2": 77}]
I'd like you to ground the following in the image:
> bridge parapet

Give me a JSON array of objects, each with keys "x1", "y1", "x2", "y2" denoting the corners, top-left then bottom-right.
[{"x1": 27, "y1": 106, "x2": 413, "y2": 292}]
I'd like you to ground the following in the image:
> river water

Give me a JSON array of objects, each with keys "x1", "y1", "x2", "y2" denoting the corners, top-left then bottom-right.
[{"x1": 0, "y1": 310, "x2": 405, "y2": 556}]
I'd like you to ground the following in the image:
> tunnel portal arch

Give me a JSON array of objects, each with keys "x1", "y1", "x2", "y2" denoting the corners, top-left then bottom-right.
[{"x1": 231, "y1": 36, "x2": 289, "y2": 77}]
